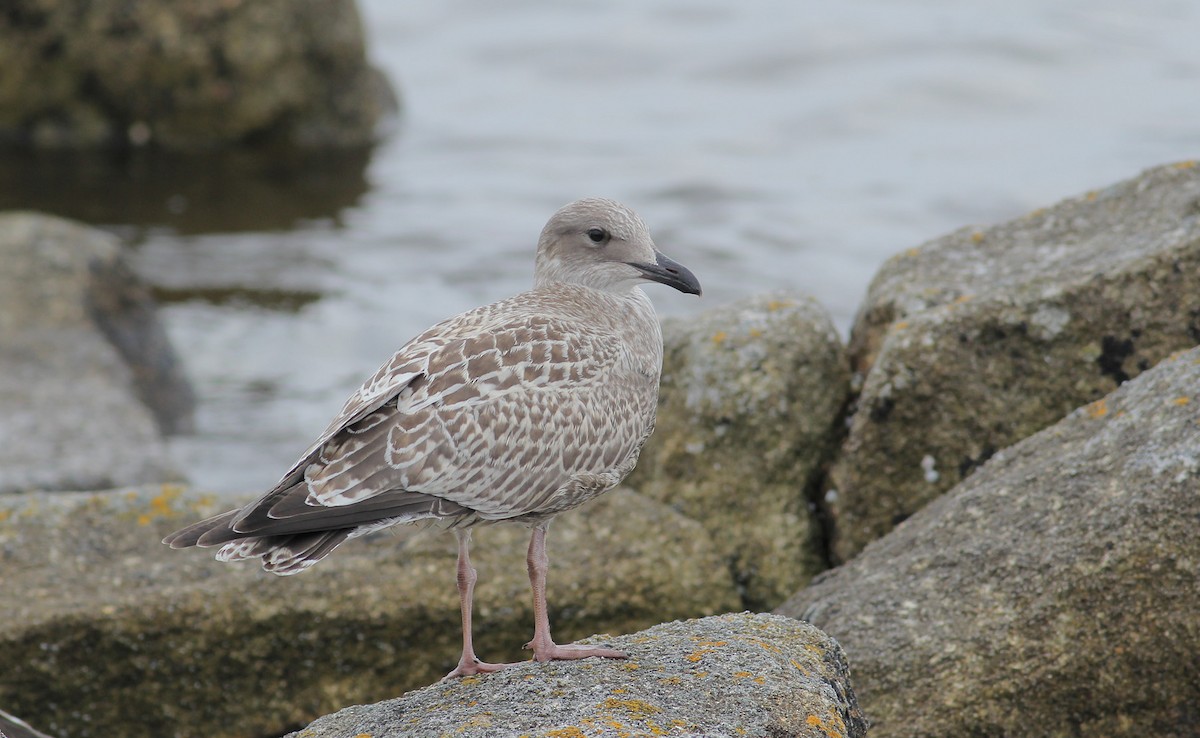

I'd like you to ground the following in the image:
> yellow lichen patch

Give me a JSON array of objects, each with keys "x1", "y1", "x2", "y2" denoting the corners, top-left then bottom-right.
[
  {"x1": 137, "y1": 484, "x2": 187, "y2": 526},
  {"x1": 458, "y1": 713, "x2": 493, "y2": 730},
  {"x1": 742, "y1": 637, "x2": 781, "y2": 653},
  {"x1": 1172, "y1": 396, "x2": 1191, "y2": 405},
  {"x1": 1085, "y1": 190, "x2": 1098, "y2": 201},
  {"x1": 0, "y1": 509, "x2": 9, "y2": 523},
  {"x1": 970, "y1": 231, "x2": 985, "y2": 243},
  {"x1": 600, "y1": 698, "x2": 661, "y2": 720},
  {"x1": 692, "y1": 671, "x2": 709, "y2": 678},
  {"x1": 766, "y1": 299, "x2": 795, "y2": 311},
  {"x1": 732, "y1": 671, "x2": 753, "y2": 679},
  {"x1": 619, "y1": 661, "x2": 640, "y2": 671},
  {"x1": 754, "y1": 676, "x2": 766, "y2": 684},
  {"x1": 904, "y1": 248, "x2": 920, "y2": 257},
  {"x1": 711, "y1": 331, "x2": 728, "y2": 345},
  {"x1": 748, "y1": 328, "x2": 763, "y2": 338},
  {"x1": 805, "y1": 713, "x2": 847, "y2": 738},
  {"x1": 1174, "y1": 160, "x2": 1197, "y2": 169},
  {"x1": 543, "y1": 728, "x2": 587, "y2": 738},
  {"x1": 1085, "y1": 398, "x2": 1108, "y2": 419},
  {"x1": 790, "y1": 658, "x2": 811, "y2": 674},
  {"x1": 354, "y1": 734, "x2": 372, "y2": 738},
  {"x1": 892, "y1": 321, "x2": 909, "y2": 331},
  {"x1": 611, "y1": 688, "x2": 627, "y2": 694},
  {"x1": 953, "y1": 294, "x2": 973, "y2": 304},
  {"x1": 658, "y1": 675, "x2": 683, "y2": 685},
  {"x1": 459, "y1": 676, "x2": 481, "y2": 686}
]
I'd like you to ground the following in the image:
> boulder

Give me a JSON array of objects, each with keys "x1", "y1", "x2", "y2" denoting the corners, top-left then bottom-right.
[
  {"x1": 0, "y1": 213, "x2": 190, "y2": 493},
  {"x1": 0, "y1": 485, "x2": 739, "y2": 738},
  {"x1": 626, "y1": 292, "x2": 849, "y2": 609},
  {"x1": 0, "y1": 0, "x2": 396, "y2": 149},
  {"x1": 778, "y1": 345, "x2": 1200, "y2": 737},
  {"x1": 829, "y1": 161, "x2": 1200, "y2": 559},
  {"x1": 286, "y1": 612, "x2": 867, "y2": 738}
]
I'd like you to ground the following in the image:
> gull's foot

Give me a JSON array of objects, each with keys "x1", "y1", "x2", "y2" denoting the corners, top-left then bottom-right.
[
  {"x1": 524, "y1": 639, "x2": 628, "y2": 663},
  {"x1": 443, "y1": 657, "x2": 511, "y2": 680}
]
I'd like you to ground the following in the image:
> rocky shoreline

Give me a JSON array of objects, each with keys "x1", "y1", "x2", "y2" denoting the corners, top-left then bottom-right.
[{"x1": 2, "y1": 152, "x2": 1198, "y2": 737}]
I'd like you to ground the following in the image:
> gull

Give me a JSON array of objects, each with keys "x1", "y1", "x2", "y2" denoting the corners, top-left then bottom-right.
[{"x1": 164, "y1": 198, "x2": 702, "y2": 678}]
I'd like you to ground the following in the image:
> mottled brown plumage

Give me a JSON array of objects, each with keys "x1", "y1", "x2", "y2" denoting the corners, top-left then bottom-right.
[{"x1": 164, "y1": 197, "x2": 701, "y2": 677}]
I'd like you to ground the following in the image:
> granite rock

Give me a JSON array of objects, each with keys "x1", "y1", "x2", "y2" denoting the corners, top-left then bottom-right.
[
  {"x1": 829, "y1": 161, "x2": 1200, "y2": 559},
  {"x1": 287, "y1": 612, "x2": 867, "y2": 738},
  {"x1": 626, "y1": 292, "x2": 849, "y2": 609},
  {"x1": 779, "y1": 344, "x2": 1200, "y2": 737}
]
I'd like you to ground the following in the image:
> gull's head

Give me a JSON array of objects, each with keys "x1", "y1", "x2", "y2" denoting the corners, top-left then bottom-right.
[{"x1": 534, "y1": 197, "x2": 702, "y2": 296}]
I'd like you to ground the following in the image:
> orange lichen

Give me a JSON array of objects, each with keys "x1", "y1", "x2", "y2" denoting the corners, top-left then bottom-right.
[
  {"x1": 732, "y1": 671, "x2": 753, "y2": 679},
  {"x1": 1085, "y1": 399, "x2": 1108, "y2": 419},
  {"x1": 904, "y1": 248, "x2": 920, "y2": 257},
  {"x1": 711, "y1": 331, "x2": 728, "y2": 345},
  {"x1": 970, "y1": 231, "x2": 985, "y2": 243},
  {"x1": 766, "y1": 299, "x2": 795, "y2": 311},
  {"x1": 544, "y1": 728, "x2": 587, "y2": 738},
  {"x1": 137, "y1": 485, "x2": 186, "y2": 526},
  {"x1": 1173, "y1": 160, "x2": 1197, "y2": 169},
  {"x1": 892, "y1": 321, "x2": 909, "y2": 331},
  {"x1": 1172, "y1": 396, "x2": 1191, "y2": 406},
  {"x1": 1085, "y1": 190, "x2": 1097, "y2": 201}
]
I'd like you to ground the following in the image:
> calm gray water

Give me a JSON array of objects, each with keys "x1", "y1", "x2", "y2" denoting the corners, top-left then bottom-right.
[{"x1": 6, "y1": 0, "x2": 1199, "y2": 494}]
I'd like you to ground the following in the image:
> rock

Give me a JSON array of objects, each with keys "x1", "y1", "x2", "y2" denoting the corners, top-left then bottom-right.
[
  {"x1": 625, "y1": 292, "x2": 849, "y2": 610},
  {"x1": 0, "y1": 213, "x2": 190, "y2": 493},
  {"x1": 777, "y1": 345, "x2": 1200, "y2": 738},
  {"x1": 286, "y1": 612, "x2": 867, "y2": 738},
  {"x1": 829, "y1": 161, "x2": 1200, "y2": 559},
  {"x1": 0, "y1": 486, "x2": 739, "y2": 738},
  {"x1": 0, "y1": 0, "x2": 397, "y2": 149}
]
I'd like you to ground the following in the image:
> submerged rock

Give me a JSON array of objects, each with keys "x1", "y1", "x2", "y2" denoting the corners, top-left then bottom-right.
[
  {"x1": 778, "y1": 344, "x2": 1200, "y2": 737},
  {"x1": 0, "y1": 0, "x2": 396, "y2": 149},
  {"x1": 0, "y1": 486, "x2": 738, "y2": 738},
  {"x1": 286, "y1": 612, "x2": 867, "y2": 738},
  {"x1": 829, "y1": 161, "x2": 1200, "y2": 559},
  {"x1": 626, "y1": 292, "x2": 849, "y2": 609},
  {"x1": 0, "y1": 213, "x2": 190, "y2": 493}
]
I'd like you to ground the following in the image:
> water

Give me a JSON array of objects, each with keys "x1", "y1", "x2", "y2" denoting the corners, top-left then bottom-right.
[{"x1": 1, "y1": 0, "x2": 1197, "y2": 494}]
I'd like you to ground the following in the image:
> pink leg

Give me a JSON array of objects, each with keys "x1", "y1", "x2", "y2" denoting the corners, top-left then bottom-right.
[
  {"x1": 523, "y1": 524, "x2": 627, "y2": 662},
  {"x1": 444, "y1": 529, "x2": 510, "y2": 679}
]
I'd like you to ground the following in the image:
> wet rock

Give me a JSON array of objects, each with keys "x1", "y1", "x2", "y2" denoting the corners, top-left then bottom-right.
[
  {"x1": 626, "y1": 292, "x2": 849, "y2": 610},
  {"x1": 0, "y1": 213, "x2": 190, "y2": 493},
  {"x1": 829, "y1": 161, "x2": 1200, "y2": 559},
  {"x1": 286, "y1": 612, "x2": 867, "y2": 738},
  {"x1": 778, "y1": 345, "x2": 1200, "y2": 738},
  {"x1": 0, "y1": 486, "x2": 738, "y2": 738},
  {"x1": 0, "y1": 0, "x2": 397, "y2": 149}
]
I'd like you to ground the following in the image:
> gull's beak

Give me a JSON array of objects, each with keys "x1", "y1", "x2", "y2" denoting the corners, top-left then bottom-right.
[{"x1": 627, "y1": 250, "x2": 702, "y2": 296}]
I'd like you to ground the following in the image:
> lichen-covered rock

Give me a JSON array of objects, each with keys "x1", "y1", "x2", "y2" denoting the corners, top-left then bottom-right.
[
  {"x1": 626, "y1": 292, "x2": 849, "y2": 609},
  {"x1": 778, "y1": 345, "x2": 1200, "y2": 738},
  {"x1": 829, "y1": 160, "x2": 1200, "y2": 560},
  {"x1": 286, "y1": 612, "x2": 867, "y2": 738},
  {"x1": 0, "y1": 486, "x2": 738, "y2": 738},
  {"x1": 0, "y1": 213, "x2": 191, "y2": 493},
  {"x1": 0, "y1": 0, "x2": 396, "y2": 149}
]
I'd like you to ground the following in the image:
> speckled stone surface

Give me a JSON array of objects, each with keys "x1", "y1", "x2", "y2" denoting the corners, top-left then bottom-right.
[
  {"x1": 779, "y1": 344, "x2": 1200, "y2": 738},
  {"x1": 0, "y1": 487, "x2": 738, "y2": 738},
  {"x1": 286, "y1": 612, "x2": 867, "y2": 738},
  {"x1": 829, "y1": 160, "x2": 1200, "y2": 559},
  {"x1": 626, "y1": 291, "x2": 849, "y2": 609}
]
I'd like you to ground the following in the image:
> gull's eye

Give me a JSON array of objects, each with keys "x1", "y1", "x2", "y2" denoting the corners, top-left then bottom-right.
[{"x1": 585, "y1": 227, "x2": 609, "y2": 245}]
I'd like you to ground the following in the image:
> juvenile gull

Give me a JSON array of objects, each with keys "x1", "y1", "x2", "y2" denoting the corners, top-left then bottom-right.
[{"x1": 164, "y1": 198, "x2": 702, "y2": 678}]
